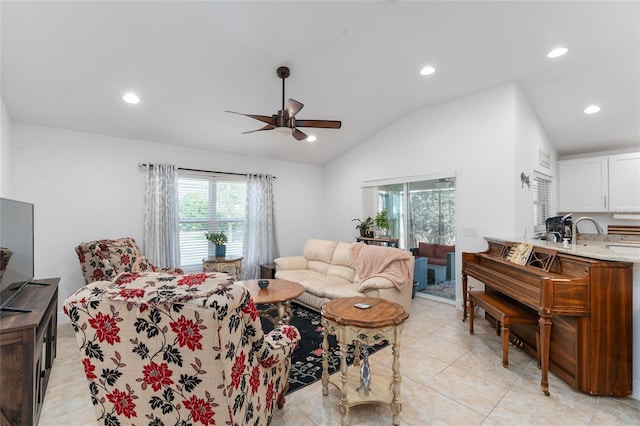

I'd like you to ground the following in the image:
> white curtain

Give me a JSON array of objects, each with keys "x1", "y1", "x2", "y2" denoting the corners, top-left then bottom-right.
[
  {"x1": 143, "y1": 164, "x2": 180, "y2": 268},
  {"x1": 243, "y1": 173, "x2": 279, "y2": 279}
]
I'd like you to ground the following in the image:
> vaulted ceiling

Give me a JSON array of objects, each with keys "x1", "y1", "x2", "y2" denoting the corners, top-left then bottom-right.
[{"x1": 2, "y1": 1, "x2": 639, "y2": 165}]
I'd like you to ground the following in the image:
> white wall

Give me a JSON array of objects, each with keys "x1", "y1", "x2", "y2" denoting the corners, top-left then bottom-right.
[
  {"x1": 323, "y1": 83, "x2": 551, "y2": 305},
  {"x1": 513, "y1": 85, "x2": 558, "y2": 238},
  {"x1": 0, "y1": 99, "x2": 11, "y2": 197},
  {"x1": 10, "y1": 123, "x2": 324, "y2": 318}
]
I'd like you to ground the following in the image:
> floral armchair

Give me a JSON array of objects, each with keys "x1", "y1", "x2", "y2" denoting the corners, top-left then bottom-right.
[
  {"x1": 75, "y1": 237, "x2": 184, "y2": 284},
  {"x1": 64, "y1": 271, "x2": 300, "y2": 426}
]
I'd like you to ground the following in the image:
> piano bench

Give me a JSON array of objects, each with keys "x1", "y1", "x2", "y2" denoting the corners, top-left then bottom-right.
[{"x1": 468, "y1": 291, "x2": 539, "y2": 368}]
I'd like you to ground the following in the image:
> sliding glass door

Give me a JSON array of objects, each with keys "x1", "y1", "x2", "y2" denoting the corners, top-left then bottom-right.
[
  {"x1": 363, "y1": 174, "x2": 456, "y2": 301},
  {"x1": 376, "y1": 183, "x2": 405, "y2": 246},
  {"x1": 367, "y1": 176, "x2": 456, "y2": 250},
  {"x1": 408, "y1": 178, "x2": 455, "y2": 248}
]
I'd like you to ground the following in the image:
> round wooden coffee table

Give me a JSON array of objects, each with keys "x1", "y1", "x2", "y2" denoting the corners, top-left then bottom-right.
[
  {"x1": 321, "y1": 297, "x2": 409, "y2": 426},
  {"x1": 238, "y1": 279, "x2": 304, "y2": 326}
]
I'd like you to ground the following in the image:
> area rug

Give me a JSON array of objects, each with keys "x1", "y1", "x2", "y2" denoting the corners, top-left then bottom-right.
[
  {"x1": 418, "y1": 279, "x2": 456, "y2": 300},
  {"x1": 261, "y1": 303, "x2": 388, "y2": 394}
]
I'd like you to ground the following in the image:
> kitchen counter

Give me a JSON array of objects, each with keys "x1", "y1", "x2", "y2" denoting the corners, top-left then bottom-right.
[{"x1": 485, "y1": 235, "x2": 640, "y2": 263}]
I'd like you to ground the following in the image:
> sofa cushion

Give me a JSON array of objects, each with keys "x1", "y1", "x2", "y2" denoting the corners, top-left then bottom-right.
[
  {"x1": 357, "y1": 276, "x2": 395, "y2": 292},
  {"x1": 275, "y1": 269, "x2": 324, "y2": 283},
  {"x1": 418, "y1": 242, "x2": 437, "y2": 258},
  {"x1": 322, "y1": 283, "x2": 364, "y2": 300},
  {"x1": 331, "y1": 242, "x2": 354, "y2": 267},
  {"x1": 307, "y1": 260, "x2": 331, "y2": 275},
  {"x1": 436, "y1": 244, "x2": 455, "y2": 259},
  {"x1": 275, "y1": 256, "x2": 308, "y2": 271},
  {"x1": 325, "y1": 242, "x2": 356, "y2": 281},
  {"x1": 429, "y1": 257, "x2": 447, "y2": 266},
  {"x1": 326, "y1": 264, "x2": 356, "y2": 282},
  {"x1": 303, "y1": 239, "x2": 339, "y2": 263},
  {"x1": 298, "y1": 276, "x2": 353, "y2": 298}
]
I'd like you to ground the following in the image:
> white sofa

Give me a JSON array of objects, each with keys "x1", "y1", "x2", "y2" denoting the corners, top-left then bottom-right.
[{"x1": 274, "y1": 239, "x2": 414, "y2": 313}]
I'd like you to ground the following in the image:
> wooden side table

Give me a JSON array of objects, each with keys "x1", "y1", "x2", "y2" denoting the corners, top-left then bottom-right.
[
  {"x1": 260, "y1": 263, "x2": 276, "y2": 279},
  {"x1": 321, "y1": 297, "x2": 409, "y2": 426},
  {"x1": 237, "y1": 279, "x2": 304, "y2": 326},
  {"x1": 355, "y1": 237, "x2": 399, "y2": 248},
  {"x1": 202, "y1": 256, "x2": 243, "y2": 280}
]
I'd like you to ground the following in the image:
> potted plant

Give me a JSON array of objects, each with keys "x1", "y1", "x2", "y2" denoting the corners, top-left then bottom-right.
[
  {"x1": 205, "y1": 231, "x2": 228, "y2": 258},
  {"x1": 352, "y1": 217, "x2": 374, "y2": 237},
  {"x1": 375, "y1": 209, "x2": 390, "y2": 236}
]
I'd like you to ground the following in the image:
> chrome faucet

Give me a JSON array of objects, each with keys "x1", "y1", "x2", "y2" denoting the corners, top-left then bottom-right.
[{"x1": 571, "y1": 217, "x2": 605, "y2": 244}]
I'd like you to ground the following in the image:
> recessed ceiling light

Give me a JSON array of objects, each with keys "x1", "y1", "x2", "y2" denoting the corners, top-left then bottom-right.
[
  {"x1": 306, "y1": 135, "x2": 317, "y2": 143},
  {"x1": 584, "y1": 105, "x2": 601, "y2": 114},
  {"x1": 547, "y1": 47, "x2": 568, "y2": 58},
  {"x1": 419, "y1": 66, "x2": 436, "y2": 76},
  {"x1": 122, "y1": 92, "x2": 140, "y2": 104}
]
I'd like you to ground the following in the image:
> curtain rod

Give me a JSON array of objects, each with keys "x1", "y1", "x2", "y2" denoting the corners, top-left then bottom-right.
[{"x1": 138, "y1": 163, "x2": 276, "y2": 179}]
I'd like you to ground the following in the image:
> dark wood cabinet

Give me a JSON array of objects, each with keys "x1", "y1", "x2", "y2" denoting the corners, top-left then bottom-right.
[
  {"x1": 260, "y1": 263, "x2": 276, "y2": 279},
  {"x1": 0, "y1": 278, "x2": 59, "y2": 426}
]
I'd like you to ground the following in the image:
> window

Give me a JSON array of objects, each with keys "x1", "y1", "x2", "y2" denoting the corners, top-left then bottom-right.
[
  {"x1": 533, "y1": 172, "x2": 552, "y2": 234},
  {"x1": 178, "y1": 171, "x2": 246, "y2": 272}
]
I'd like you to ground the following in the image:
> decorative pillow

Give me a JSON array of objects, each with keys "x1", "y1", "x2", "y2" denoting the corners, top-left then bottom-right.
[
  {"x1": 418, "y1": 242, "x2": 437, "y2": 258},
  {"x1": 435, "y1": 244, "x2": 455, "y2": 259},
  {"x1": 101, "y1": 238, "x2": 139, "y2": 273}
]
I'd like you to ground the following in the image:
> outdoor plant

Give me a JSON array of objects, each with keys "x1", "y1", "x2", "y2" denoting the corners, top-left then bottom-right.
[
  {"x1": 205, "y1": 231, "x2": 227, "y2": 246},
  {"x1": 375, "y1": 209, "x2": 390, "y2": 233},
  {"x1": 352, "y1": 217, "x2": 374, "y2": 237}
]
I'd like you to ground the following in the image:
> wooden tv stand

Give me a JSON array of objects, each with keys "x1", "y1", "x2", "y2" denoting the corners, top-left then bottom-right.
[{"x1": 0, "y1": 277, "x2": 59, "y2": 426}]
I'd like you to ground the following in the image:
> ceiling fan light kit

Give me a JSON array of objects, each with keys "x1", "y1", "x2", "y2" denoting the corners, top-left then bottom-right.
[
  {"x1": 274, "y1": 127, "x2": 293, "y2": 136},
  {"x1": 225, "y1": 66, "x2": 341, "y2": 141}
]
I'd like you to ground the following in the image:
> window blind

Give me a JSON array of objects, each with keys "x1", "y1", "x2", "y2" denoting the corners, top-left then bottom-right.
[
  {"x1": 533, "y1": 172, "x2": 552, "y2": 233},
  {"x1": 177, "y1": 170, "x2": 246, "y2": 272}
]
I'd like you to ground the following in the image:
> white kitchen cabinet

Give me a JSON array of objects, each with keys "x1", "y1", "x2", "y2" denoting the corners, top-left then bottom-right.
[
  {"x1": 608, "y1": 152, "x2": 640, "y2": 212},
  {"x1": 558, "y1": 156, "x2": 608, "y2": 213}
]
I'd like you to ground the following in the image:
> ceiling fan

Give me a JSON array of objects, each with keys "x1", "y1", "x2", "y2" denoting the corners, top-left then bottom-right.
[{"x1": 226, "y1": 66, "x2": 342, "y2": 141}]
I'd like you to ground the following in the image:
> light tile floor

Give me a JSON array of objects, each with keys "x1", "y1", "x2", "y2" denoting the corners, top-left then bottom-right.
[{"x1": 40, "y1": 296, "x2": 640, "y2": 425}]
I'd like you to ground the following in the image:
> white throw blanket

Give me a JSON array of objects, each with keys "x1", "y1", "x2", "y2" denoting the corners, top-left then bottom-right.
[{"x1": 351, "y1": 243, "x2": 412, "y2": 290}]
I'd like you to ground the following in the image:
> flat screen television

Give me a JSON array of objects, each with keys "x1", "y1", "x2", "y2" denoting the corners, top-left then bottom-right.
[{"x1": 0, "y1": 198, "x2": 35, "y2": 312}]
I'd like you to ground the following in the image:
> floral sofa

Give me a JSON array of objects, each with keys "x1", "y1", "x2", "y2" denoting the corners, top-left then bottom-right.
[
  {"x1": 75, "y1": 237, "x2": 184, "y2": 284},
  {"x1": 274, "y1": 239, "x2": 414, "y2": 314},
  {"x1": 64, "y1": 271, "x2": 300, "y2": 426}
]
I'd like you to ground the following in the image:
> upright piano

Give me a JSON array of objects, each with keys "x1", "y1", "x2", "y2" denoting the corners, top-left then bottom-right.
[{"x1": 462, "y1": 239, "x2": 633, "y2": 397}]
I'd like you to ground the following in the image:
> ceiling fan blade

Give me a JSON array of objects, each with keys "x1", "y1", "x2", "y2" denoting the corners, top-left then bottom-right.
[
  {"x1": 242, "y1": 124, "x2": 276, "y2": 134},
  {"x1": 225, "y1": 111, "x2": 276, "y2": 125},
  {"x1": 287, "y1": 98, "x2": 304, "y2": 118},
  {"x1": 294, "y1": 119, "x2": 342, "y2": 129},
  {"x1": 292, "y1": 128, "x2": 308, "y2": 141}
]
